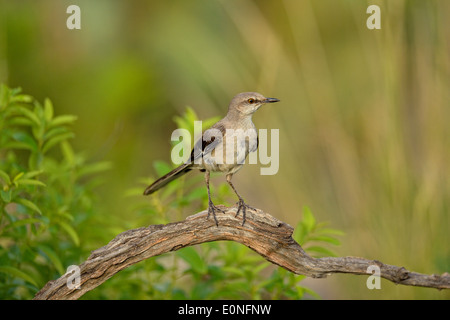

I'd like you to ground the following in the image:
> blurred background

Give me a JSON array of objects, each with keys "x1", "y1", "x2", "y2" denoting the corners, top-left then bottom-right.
[{"x1": 1, "y1": 0, "x2": 449, "y2": 299}]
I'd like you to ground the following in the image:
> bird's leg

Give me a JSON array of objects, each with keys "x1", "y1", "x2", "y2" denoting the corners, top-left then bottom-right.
[
  {"x1": 226, "y1": 174, "x2": 255, "y2": 225},
  {"x1": 205, "y1": 171, "x2": 224, "y2": 226}
]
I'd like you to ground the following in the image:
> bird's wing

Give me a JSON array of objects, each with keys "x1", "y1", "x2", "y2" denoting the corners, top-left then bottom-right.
[{"x1": 188, "y1": 123, "x2": 225, "y2": 163}]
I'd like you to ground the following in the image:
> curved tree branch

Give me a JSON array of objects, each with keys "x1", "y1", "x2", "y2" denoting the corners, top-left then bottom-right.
[{"x1": 33, "y1": 207, "x2": 450, "y2": 299}]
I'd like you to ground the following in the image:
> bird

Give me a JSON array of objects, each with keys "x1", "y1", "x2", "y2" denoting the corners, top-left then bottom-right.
[{"x1": 143, "y1": 92, "x2": 280, "y2": 226}]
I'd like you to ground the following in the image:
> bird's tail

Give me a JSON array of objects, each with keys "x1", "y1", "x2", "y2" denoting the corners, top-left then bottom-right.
[{"x1": 143, "y1": 163, "x2": 192, "y2": 195}]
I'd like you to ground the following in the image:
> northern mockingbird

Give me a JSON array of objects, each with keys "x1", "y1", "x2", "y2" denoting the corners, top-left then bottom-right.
[{"x1": 143, "y1": 92, "x2": 280, "y2": 225}]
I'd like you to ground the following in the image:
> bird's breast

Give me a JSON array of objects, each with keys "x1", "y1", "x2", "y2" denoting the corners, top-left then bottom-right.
[{"x1": 200, "y1": 127, "x2": 258, "y2": 173}]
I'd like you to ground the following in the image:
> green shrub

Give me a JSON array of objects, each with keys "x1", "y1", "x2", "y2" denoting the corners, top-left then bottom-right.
[{"x1": 0, "y1": 84, "x2": 110, "y2": 299}]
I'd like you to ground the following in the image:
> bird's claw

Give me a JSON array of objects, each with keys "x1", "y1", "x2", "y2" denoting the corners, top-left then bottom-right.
[
  {"x1": 235, "y1": 198, "x2": 254, "y2": 226},
  {"x1": 207, "y1": 202, "x2": 225, "y2": 227}
]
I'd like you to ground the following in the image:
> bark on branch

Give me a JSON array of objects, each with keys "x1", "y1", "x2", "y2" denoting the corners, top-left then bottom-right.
[{"x1": 34, "y1": 206, "x2": 450, "y2": 299}]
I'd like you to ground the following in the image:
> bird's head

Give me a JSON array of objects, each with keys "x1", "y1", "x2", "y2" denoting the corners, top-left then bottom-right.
[{"x1": 229, "y1": 92, "x2": 280, "y2": 116}]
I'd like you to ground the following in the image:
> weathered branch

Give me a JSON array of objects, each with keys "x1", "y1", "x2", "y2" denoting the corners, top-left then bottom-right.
[{"x1": 34, "y1": 206, "x2": 450, "y2": 299}]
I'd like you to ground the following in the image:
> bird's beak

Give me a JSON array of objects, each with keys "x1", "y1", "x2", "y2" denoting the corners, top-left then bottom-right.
[{"x1": 264, "y1": 97, "x2": 280, "y2": 103}]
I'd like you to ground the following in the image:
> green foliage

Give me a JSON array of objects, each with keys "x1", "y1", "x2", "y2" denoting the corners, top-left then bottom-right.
[
  {"x1": 0, "y1": 84, "x2": 111, "y2": 299},
  {"x1": 293, "y1": 206, "x2": 344, "y2": 257}
]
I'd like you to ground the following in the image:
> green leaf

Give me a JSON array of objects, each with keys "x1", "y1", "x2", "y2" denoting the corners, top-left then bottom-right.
[
  {"x1": 23, "y1": 170, "x2": 44, "y2": 179},
  {"x1": 49, "y1": 115, "x2": 78, "y2": 127},
  {"x1": 38, "y1": 245, "x2": 65, "y2": 275},
  {"x1": 0, "y1": 266, "x2": 39, "y2": 287},
  {"x1": 16, "y1": 198, "x2": 42, "y2": 215},
  {"x1": 32, "y1": 123, "x2": 45, "y2": 141},
  {"x1": 222, "y1": 266, "x2": 246, "y2": 278},
  {"x1": 9, "y1": 87, "x2": 22, "y2": 96},
  {"x1": 43, "y1": 98, "x2": 54, "y2": 122},
  {"x1": 173, "y1": 116, "x2": 190, "y2": 133},
  {"x1": 293, "y1": 222, "x2": 305, "y2": 244},
  {"x1": 13, "y1": 172, "x2": 25, "y2": 182},
  {"x1": 173, "y1": 107, "x2": 199, "y2": 134},
  {"x1": 0, "y1": 170, "x2": 11, "y2": 186},
  {"x1": 58, "y1": 221, "x2": 80, "y2": 246},
  {"x1": 57, "y1": 211, "x2": 74, "y2": 222},
  {"x1": 8, "y1": 116, "x2": 34, "y2": 126},
  {"x1": 302, "y1": 206, "x2": 316, "y2": 232},
  {"x1": 42, "y1": 132, "x2": 74, "y2": 153},
  {"x1": 11, "y1": 131, "x2": 38, "y2": 152},
  {"x1": 11, "y1": 94, "x2": 33, "y2": 104},
  {"x1": 293, "y1": 206, "x2": 318, "y2": 244},
  {"x1": 43, "y1": 126, "x2": 70, "y2": 141},
  {"x1": 2, "y1": 141, "x2": 36, "y2": 151},
  {"x1": 308, "y1": 235, "x2": 341, "y2": 246},
  {"x1": 60, "y1": 140, "x2": 75, "y2": 165},
  {"x1": 5, "y1": 218, "x2": 42, "y2": 231},
  {"x1": 15, "y1": 179, "x2": 46, "y2": 187},
  {"x1": 185, "y1": 107, "x2": 198, "y2": 123},
  {"x1": 14, "y1": 106, "x2": 41, "y2": 126},
  {"x1": 176, "y1": 247, "x2": 207, "y2": 274}
]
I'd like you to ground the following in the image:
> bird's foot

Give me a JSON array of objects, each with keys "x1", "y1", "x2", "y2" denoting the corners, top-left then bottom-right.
[
  {"x1": 207, "y1": 201, "x2": 226, "y2": 227},
  {"x1": 235, "y1": 198, "x2": 255, "y2": 226}
]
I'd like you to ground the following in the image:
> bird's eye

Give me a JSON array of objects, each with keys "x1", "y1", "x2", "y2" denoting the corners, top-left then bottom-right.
[{"x1": 247, "y1": 98, "x2": 255, "y2": 104}]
